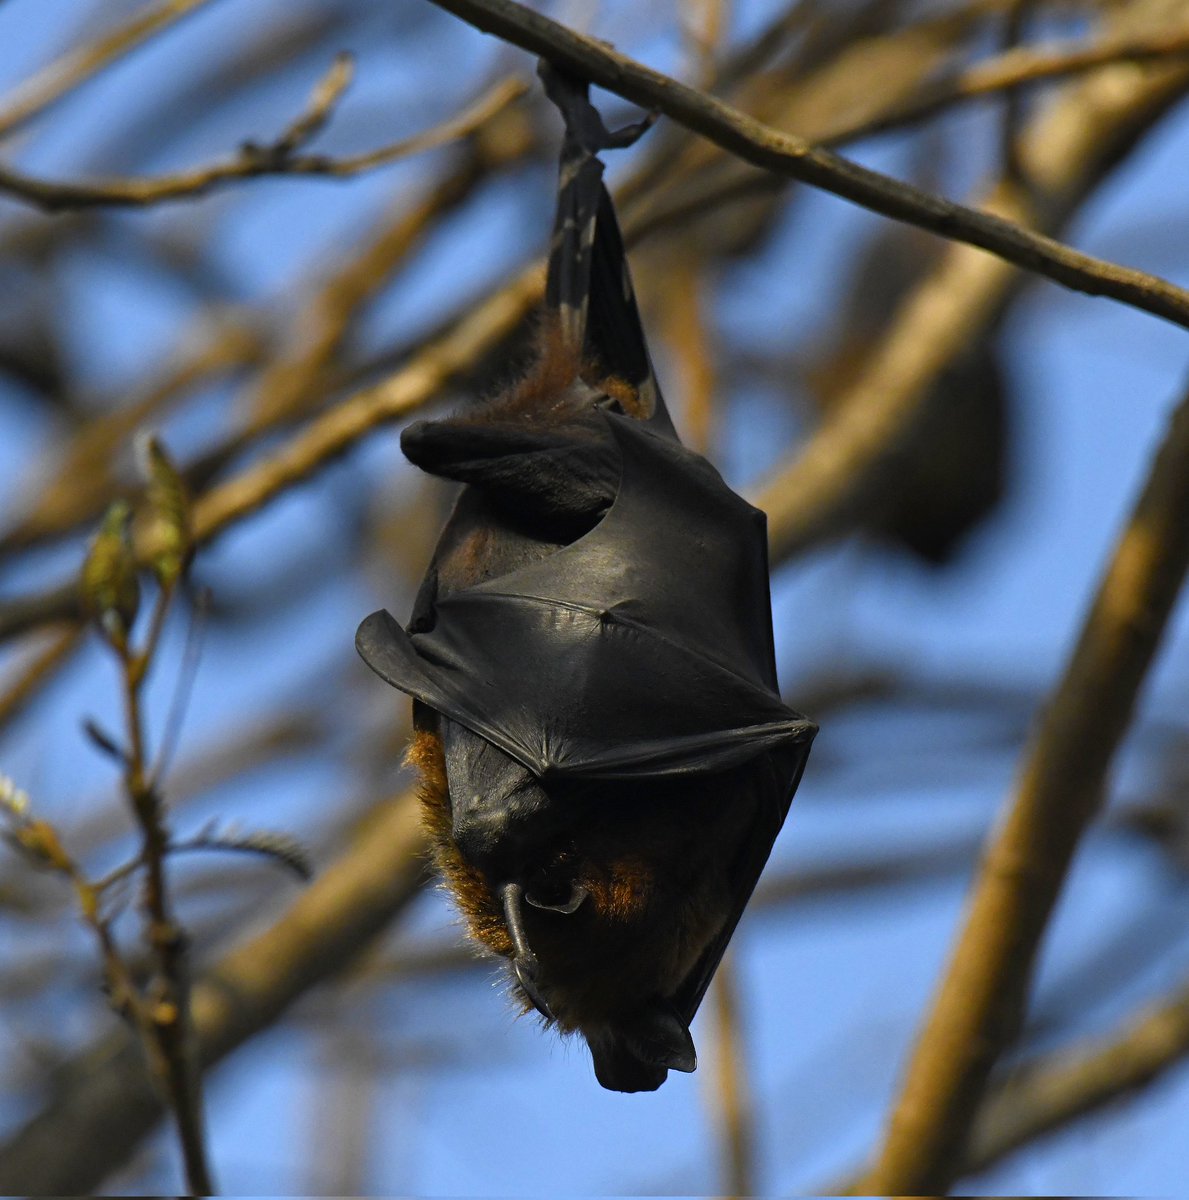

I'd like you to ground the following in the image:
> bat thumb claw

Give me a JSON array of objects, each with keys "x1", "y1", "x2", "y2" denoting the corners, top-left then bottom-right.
[{"x1": 513, "y1": 953, "x2": 555, "y2": 1022}]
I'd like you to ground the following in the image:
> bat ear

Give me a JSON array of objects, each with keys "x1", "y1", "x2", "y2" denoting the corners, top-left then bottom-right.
[{"x1": 622, "y1": 1002, "x2": 697, "y2": 1074}]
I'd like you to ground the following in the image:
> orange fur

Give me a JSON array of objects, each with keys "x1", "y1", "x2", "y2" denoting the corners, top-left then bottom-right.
[
  {"x1": 405, "y1": 729, "x2": 510, "y2": 957},
  {"x1": 598, "y1": 373, "x2": 651, "y2": 420},
  {"x1": 459, "y1": 314, "x2": 644, "y2": 428}
]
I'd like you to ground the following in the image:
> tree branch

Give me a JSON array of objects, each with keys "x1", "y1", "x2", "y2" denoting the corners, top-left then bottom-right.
[
  {"x1": 829, "y1": 973, "x2": 1189, "y2": 1191},
  {"x1": 0, "y1": 72, "x2": 526, "y2": 211},
  {"x1": 758, "y1": 0, "x2": 1189, "y2": 564},
  {"x1": 856, "y1": 369, "x2": 1189, "y2": 1192},
  {"x1": 0, "y1": 0, "x2": 221, "y2": 141},
  {"x1": 962, "y1": 975, "x2": 1189, "y2": 1179},
  {"x1": 840, "y1": 19, "x2": 1189, "y2": 144},
  {"x1": 0, "y1": 258, "x2": 544, "y2": 644},
  {"x1": 422, "y1": 0, "x2": 1189, "y2": 331}
]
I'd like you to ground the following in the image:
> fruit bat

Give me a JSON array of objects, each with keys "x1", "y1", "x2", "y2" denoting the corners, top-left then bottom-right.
[{"x1": 356, "y1": 62, "x2": 816, "y2": 1092}]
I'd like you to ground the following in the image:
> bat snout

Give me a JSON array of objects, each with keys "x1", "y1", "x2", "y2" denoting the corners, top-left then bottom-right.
[{"x1": 588, "y1": 1001, "x2": 698, "y2": 1093}]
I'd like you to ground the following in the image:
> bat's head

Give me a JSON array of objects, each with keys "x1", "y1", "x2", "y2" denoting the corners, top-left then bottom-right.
[{"x1": 407, "y1": 721, "x2": 758, "y2": 1091}]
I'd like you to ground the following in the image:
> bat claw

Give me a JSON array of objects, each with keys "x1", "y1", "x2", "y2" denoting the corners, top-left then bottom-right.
[
  {"x1": 604, "y1": 110, "x2": 658, "y2": 150},
  {"x1": 537, "y1": 58, "x2": 656, "y2": 155},
  {"x1": 513, "y1": 953, "x2": 555, "y2": 1021},
  {"x1": 501, "y1": 881, "x2": 555, "y2": 1019}
]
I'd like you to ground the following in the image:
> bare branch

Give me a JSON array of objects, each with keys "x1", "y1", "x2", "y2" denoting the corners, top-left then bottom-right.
[
  {"x1": 0, "y1": 624, "x2": 82, "y2": 731},
  {"x1": 188, "y1": 261, "x2": 543, "y2": 544},
  {"x1": 0, "y1": 319, "x2": 265, "y2": 555},
  {"x1": 839, "y1": 18, "x2": 1189, "y2": 144},
  {"x1": 0, "y1": 75, "x2": 527, "y2": 211},
  {"x1": 0, "y1": 258, "x2": 544, "y2": 645},
  {"x1": 706, "y1": 955, "x2": 755, "y2": 1197},
  {"x1": 243, "y1": 112, "x2": 533, "y2": 433},
  {"x1": 757, "y1": 1, "x2": 1189, "y2": 564},
  {"x1": 963, "y1": 976, "x2": 1189, "y2": 1179},
  {"x1": 830, "y1": 974, "x2": 1189, "y2": 1190}
]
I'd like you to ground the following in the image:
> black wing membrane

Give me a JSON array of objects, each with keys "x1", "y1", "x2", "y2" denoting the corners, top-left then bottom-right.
[{"x1": 357, "y1": 414, "x2": 814, "y2": 780}]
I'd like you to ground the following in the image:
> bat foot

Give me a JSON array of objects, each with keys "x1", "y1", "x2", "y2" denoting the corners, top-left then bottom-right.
[{"x1": 537, "y1": 59, "x2": 656, "y2": 154}]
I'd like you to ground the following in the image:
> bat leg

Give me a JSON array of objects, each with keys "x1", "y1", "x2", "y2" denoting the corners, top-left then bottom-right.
[
  {"x1": 590, "y1": 1002, "x2": 697, "y2": 1093},
  {"x1": 538, "y1": 60, "x2": 672, "y2": 433},
  {"x1": 538, "y1": 59, "x2": 656, "y2": 357},
  {"x1": 401, "y1": 416, "x2": 619, "y2": 525}
]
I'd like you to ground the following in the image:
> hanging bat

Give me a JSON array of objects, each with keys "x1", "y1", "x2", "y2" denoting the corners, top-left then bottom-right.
[{"x1": 356, "y1": 63, "x2": 816, "y2": 1093}]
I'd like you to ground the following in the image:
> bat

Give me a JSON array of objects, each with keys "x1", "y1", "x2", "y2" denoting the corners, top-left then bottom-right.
[{"x1": 356, "y1": 62, "x2": 816, "y2": 1092}]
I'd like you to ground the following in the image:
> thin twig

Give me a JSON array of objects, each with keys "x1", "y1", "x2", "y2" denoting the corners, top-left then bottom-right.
[
  {"x1": 424, "y1": 0, "x2": 1189, "y2": 331},
  {"x1": 243, "y1": 110, "x2": 531, "y2": 433},
  {"x1": 0, "y1": 789, "x2": 427, "y2": 1195},
  {"x1": 963, "y1": 975, "x2": 1189, "y2": 1178},
  {"x1": 998, "y1": 0, "x2": 1035, "y2": 184},
  {"x1": 0, "y1": 624, "x2": 83, "y2": 731},
  {"x1": 113, "y1": 580, "x2": 214, "y2": 1195},
  {"x1": 707, "y1": 954, "x2": 754, "y2": 1198},
  {"x1": 187, "y1": 262, "x2": 544, "y2": 546},
  {"x1": 679, "y1": 0, "x2": 732, "y2": 87},
  {"x1": 834, "y1": 19, "x2": 1189, "y2": 144},
  {"x1": 0, "y1": 320, "x2": 265, "y2": 556},
  {"x1": 661, "y1": 257, "x2": 717, "y2": 454},
  {"x1": 0, "y1": 105, "x2": 527, "y2": 554},
  {"x1": 856, "y1": 373, "x2": 1189, "y2": 1193},
  {"x1": 756, "y1": 2, "x2": 1189, "y2": 565},
  {"x1": 0, "y1": 74, "x2": 527, "y2": 212},
  {"x1": 0, "y1": 261, "x2": 543, "y2": 644}
]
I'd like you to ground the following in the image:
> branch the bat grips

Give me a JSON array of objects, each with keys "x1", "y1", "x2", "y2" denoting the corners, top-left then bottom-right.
[{"x1": 357, "y1": 63, "x2": 815, "y2": 1092}]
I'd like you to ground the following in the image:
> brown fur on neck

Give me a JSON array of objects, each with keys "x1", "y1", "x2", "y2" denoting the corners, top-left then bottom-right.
[{"x1": 459, "y1": 315, "x2": 644, "y2": 427}]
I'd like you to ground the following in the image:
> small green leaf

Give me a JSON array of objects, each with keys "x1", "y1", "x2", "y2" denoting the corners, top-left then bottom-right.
[
  {"x1": 137, "y1": 433, "x2": 193, "y2": 587},
  {"x1": 82, "y1": 501, "x2": 140, "y2": 648}
]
